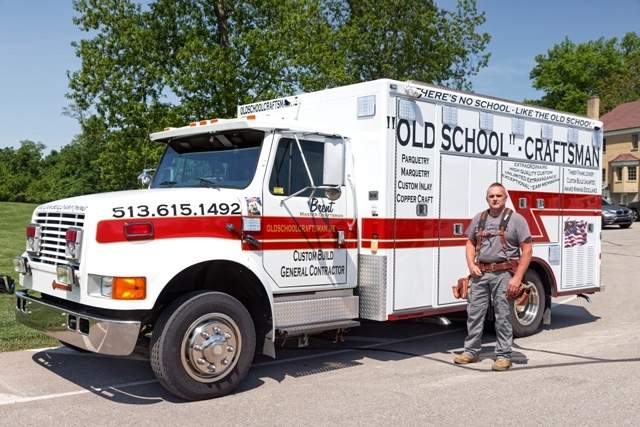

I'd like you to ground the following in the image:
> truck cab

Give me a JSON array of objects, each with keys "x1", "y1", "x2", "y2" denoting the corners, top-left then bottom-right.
[{"x1": 13, "y1": 115, "x2": 358, "y2": 400}]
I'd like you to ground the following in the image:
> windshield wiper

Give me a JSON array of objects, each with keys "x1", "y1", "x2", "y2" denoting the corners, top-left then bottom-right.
[
  {"x1": 158, "y1": 181, "x2": 177, "y2": 187},
  {"x1": 197, "y1": 177, "x2": 220, "y2": 190}
]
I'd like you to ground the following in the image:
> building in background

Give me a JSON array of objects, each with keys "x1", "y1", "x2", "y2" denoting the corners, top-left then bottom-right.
[{"x1": 601, "y1": 99, "x2": 640, "y2": 204}]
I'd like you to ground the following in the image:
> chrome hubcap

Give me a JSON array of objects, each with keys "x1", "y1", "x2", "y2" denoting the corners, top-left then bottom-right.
[
  {"x1": 513, "y1": 284, "x2": 540, "y2": 326},
  {"x1": 181, "y1": 313, "x2": 241, "y2": 382}
]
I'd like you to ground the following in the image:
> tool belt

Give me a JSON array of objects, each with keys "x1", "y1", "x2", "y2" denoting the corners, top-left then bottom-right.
[
  {"x1": 476, "y1": 260, "x2": 519, "y2": 273},
  {"x1": 452, "y1": 261, "x2": 531, "y2": 301}
]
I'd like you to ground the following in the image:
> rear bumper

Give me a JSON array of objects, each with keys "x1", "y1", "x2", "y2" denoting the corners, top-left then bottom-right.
[{"x1": 15, "y1": 291, "x2": 141, "y2": 356}]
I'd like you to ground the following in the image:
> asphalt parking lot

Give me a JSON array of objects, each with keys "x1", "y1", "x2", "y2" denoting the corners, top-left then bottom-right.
[{"x1": 1, "y1": 224, "x2": 639, "y2": 427}]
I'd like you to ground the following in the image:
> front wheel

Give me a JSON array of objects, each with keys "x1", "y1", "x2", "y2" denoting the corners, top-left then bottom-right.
[
  {"x1": 150, "y1": 291, "x2": 256, "y2": 401},
  {"x1": 508, "y1": 269, "x2": 544, "y2": 338}
]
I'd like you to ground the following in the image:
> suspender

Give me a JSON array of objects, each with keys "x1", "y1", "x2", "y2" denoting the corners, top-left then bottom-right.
[{"x1": 474, "y1": 208, "x2": 513, "y2": 263}]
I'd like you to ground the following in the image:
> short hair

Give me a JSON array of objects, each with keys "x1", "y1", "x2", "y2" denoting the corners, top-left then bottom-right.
[{"x1": 486, "y1": 182, "x2": 506, "y2": 197}]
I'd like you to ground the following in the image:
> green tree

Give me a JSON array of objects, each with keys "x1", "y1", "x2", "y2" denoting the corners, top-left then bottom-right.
[
  {"x1": 0, "y1": 141, "x2": 45, "y2": 202},
  {"x1": 68, "y1": 0, "x2": 177, "y2": 190},
  {"x1": 597, "y1": 33, "x2": 640, "y2": 113},
  {"x1": 328, "y1": 0, "x2": 490, "y2": 90},
  {"x1": 67, "y1": 0, "x2": 489, "y2": 191},
  {"x1": 27, "y1": 134, "x2": 107, "y2": 204},
  {"x1": 529, "y1": 32, "x2": 640, "y2": 115},
  {"x1": 0, "y1": 148, "x2": 16, "y2": 201}
]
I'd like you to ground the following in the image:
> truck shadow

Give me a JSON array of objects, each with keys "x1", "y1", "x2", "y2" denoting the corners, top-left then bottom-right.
[{"x1": 30, "y1": 303, "x2": 600, "y2": 404}]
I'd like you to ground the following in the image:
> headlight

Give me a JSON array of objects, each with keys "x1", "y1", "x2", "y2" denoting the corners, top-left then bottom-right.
[
  {"x1": 12, "y1": 257, "x2": 29, "y2": 274},
  {"x1": 56, "y1": 264, "x2": 77, "y2": 286}
]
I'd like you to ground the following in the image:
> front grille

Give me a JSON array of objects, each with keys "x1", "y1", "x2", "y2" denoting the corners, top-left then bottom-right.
[{"x1": 32, "y1": 211, "x2": 85, "y2": 265}]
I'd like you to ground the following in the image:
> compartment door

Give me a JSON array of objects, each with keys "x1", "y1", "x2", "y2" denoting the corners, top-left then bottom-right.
[{"x1": 438, "y1": 154, "x2": 498, "y2": 305}]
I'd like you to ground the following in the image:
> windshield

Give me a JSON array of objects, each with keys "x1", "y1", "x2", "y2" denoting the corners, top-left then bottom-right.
[{"x1": 152, "y1": 129, "x2": 264, "y2": 189}]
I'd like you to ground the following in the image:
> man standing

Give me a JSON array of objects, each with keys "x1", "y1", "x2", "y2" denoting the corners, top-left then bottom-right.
[{"x1": 454, "y1": 182, "x2": 532, "y2": 371}]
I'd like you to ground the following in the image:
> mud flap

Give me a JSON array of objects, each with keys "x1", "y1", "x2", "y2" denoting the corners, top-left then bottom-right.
[{"x1": 543, "y1": 292, "x2": 552, "y2": 325}]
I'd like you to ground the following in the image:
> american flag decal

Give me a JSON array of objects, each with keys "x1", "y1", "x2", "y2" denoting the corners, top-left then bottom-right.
[{"x1": 564, "y1": 220, "x2": 587, "y2": 248}]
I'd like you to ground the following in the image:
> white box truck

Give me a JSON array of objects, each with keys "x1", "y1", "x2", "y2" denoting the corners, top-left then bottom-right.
[{"x1": 12, "y1": 79, "x2": 603, "y2": 400}]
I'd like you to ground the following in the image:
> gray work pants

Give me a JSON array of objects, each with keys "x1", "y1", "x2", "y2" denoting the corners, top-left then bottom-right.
[{"x1": 463, "y1": 270, "x2": 513, "y2": 360}]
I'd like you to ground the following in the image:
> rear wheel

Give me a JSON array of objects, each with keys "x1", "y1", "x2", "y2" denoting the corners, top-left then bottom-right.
[
  {"x1": 508, "y1": 269, "x2": 544, "y2": 337},
  {"x1": 150, "y1": 291, "x2": 255, "y2": 401}
]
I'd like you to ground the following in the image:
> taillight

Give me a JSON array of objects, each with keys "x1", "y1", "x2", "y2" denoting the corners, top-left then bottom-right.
[
  {"x1": 65, "y1": 227, "x2": 83, "y2": 262},
  {"x1": 26, "y1": 223, "x2": 42, "y2": 254}
]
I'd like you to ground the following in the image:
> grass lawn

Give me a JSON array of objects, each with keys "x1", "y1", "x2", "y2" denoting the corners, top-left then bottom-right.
[{"x1": 0, "y1": 202, "x2": 59, "y2": 352}]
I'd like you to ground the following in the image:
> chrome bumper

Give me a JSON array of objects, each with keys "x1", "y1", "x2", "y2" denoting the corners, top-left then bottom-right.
[{"x1": 15, "y1": 291, "x2": 141, "y2": 356}]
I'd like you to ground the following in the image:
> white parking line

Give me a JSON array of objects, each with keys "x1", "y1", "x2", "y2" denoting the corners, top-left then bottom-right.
[{"x1": 0, "y1": 380, "x2": 158, "y2": 406}]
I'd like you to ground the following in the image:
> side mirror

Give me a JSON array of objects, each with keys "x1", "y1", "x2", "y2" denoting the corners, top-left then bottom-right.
[
  {"x1": 137, "y1": 169, "x2": 155, "y2": 189},
  {"x1": 323, "y1": 137, "x2": 345, "y2": 186}
]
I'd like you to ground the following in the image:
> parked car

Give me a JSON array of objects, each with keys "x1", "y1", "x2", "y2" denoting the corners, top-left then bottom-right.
[
  {"x1": 602, "y1": 198, "x2": 633, "y2": 228},
  {"x1": 626, "y1": 200, "x2": 640, "y2": 222}
]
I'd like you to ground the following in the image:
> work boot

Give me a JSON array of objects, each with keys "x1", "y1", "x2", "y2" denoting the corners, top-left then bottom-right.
[
  {"x1": 491, "y1": 357, "x2": 512, "y2": 371},
  {"x1": 453, "y1": 352, "x2": 479, "y2": 364}
]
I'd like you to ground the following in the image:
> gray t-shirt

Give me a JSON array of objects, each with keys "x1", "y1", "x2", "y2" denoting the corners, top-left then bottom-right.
[{"x1": 465, "y1": 209, "x2": 531, "y2": 263}]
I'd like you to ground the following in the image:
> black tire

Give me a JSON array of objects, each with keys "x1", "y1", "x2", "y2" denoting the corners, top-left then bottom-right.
[
  {"x1": 150, "y1": 291, "x2": 255, "y2": 401},
  {"x1": 632, "y1": 209, "x2": 639, "y2": 222},
  {"x1": 620, "y1": 223, "x2": 632, "y2": 229},
  {"x1": 508, "y1": 269, "x2": 544, "y2": 338}
]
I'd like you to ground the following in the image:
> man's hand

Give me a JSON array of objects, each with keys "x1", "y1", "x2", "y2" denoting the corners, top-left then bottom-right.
[
  {"x1": 506, "y1": 276, "x2": 523, "y2": 299},
  {"x1": 466, "y1": 239, "x2": 481, "y2": 277},
  {"x1": 468, "y1": 264, "x2": 482, "y2": 277}
]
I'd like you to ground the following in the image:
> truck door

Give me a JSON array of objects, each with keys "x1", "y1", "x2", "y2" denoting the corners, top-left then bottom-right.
[
  {"x1": 392, "y1": 99, "x2": 438, "y2": 311},
  {"x1": 559, "y1": 166, "x2": 601, "y2": 291},
  {"x1": 261, "y1": 134, "x2": 349, "y2": 288},
  {"x1": 438, "y1": 154, "x2": 498, "y2": 305}
]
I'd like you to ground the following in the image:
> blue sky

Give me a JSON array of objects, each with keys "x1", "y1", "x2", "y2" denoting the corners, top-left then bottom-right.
[{"x1": 2, "y1": 1, "x2": 640, "y2": 153}]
